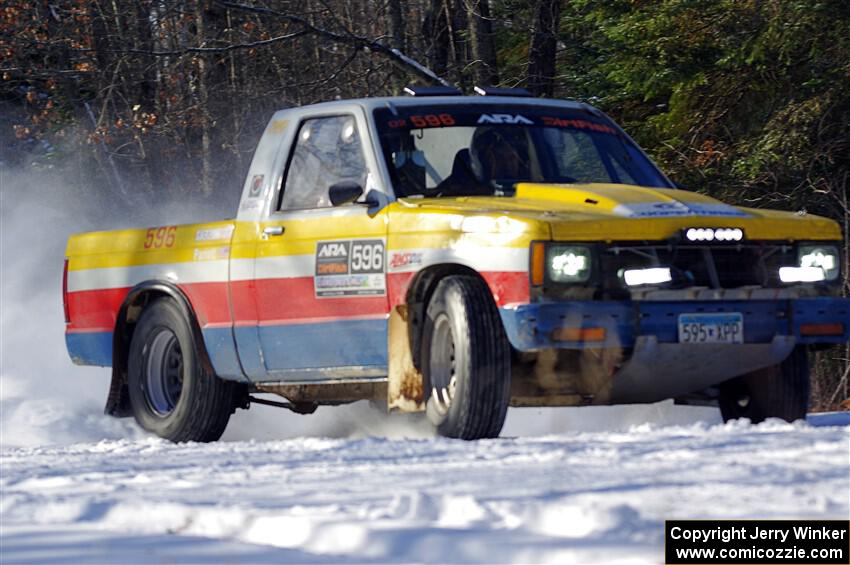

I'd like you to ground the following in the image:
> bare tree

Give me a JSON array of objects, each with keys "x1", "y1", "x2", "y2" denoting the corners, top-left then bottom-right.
[
  {"x1": 527, "y1": 0, "x2": 561, "y2": 97},
  {"x1": 467, "y1": 0, "x2": 499, "y2": 86}
]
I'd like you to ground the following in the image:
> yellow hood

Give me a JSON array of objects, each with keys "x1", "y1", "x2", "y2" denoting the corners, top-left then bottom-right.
[{"x1": 397, "y1": 183, "x2": 840, "y2": 241}]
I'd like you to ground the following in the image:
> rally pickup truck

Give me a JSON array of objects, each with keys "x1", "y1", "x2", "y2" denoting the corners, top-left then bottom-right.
[{"x1": 64, "y1": 86, "x2": 849, "y2": 441}]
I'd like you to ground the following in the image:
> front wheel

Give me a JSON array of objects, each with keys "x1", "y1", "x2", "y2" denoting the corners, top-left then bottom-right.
[
  {"x1": 128, "y1": 298, "x2": 235, "y2": 442},
  {"x1": 718, "y1": 346, "x2": 809, "y2": 423},
  {"x1": 421, "y1": 275, "x2": 511, "y2": 439}
]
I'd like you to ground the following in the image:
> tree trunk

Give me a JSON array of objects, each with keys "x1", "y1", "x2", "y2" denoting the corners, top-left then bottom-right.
[
  {"x1": 527, "y1": 0, "x2": 561, "y2": 97},
  {"x1": 193, "y1": 0, "x2": 214, "y2": 197},
  {"x1": 422, "y1": 0, "x2": 449, "y2": 78},
  {"x1": 467, "y1": 0, "x2": 499, "y2": 86},
  {"x1": 445, "y1": 0, "x2": 469, "y2": 89},
  {"x1": 135, "y1": 0, "x2": 165, "y2": 195},
  {"x1": 387, "y1": 0, "x2": 406, "y2": 51}
]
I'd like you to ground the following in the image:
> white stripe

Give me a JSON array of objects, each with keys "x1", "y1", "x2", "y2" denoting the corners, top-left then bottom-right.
[
  {"x1": 68, "y1": 260, "x2": 229, "y2": 292},
  {"x1": 388, "y1": 246, "x2": 529, "y2": 274},
  {"x1": 229, "y1": 258, "x2": 254, "y2": 281},
  {"x1": 69, "y1": 244, "x2": 530, "y2": 292},
  {"x1": 254, "y1": 254, "x2": 315, "y2": 280}
]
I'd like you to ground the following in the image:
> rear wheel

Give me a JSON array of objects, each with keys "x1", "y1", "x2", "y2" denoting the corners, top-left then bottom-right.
[
  {"x1": 421, "y1": 275, "x2": 511, "y2": 439},
  {"x1": 128, "y1": 298, "x2": 234, "y2": 442},
  {"x1": 718, "y1": 346, "x2": 809, "y2": 423}
]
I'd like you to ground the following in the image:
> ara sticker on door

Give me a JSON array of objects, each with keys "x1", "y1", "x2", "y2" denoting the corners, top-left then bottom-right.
[{"x1": 315, "y1": 239, "x2": 385, "y2": 297}]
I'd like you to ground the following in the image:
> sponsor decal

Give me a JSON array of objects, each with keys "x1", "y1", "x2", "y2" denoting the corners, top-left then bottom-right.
[
  {"x1": 248, "y1": 174, "x2": 265, "y2": 198},
  {"x1": 389, "y1": 251, "x2": 423, "y2": 270},
  {"x1": 195, "y1": 225, "x2": 235, "y2": 242},
  {"x1": 193, "y1": 246, "x2": 230, "y2": 261},
  {"x1": 613, "y1": 202, "x2": 750, "y2": 218},
  {"x1": 541, "y1": 116, "x2": 617, "y2": 135},
  {"x1": 315, "y1": 239, "x2": 385, "y2": 297},
  {"x1": 477, "y1": 113, "x2": 534, "y2": 125},
  {"x1": 144, "y1": 226, "x2": 177, "y2": 249}
]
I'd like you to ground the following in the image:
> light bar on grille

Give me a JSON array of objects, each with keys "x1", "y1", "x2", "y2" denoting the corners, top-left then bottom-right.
[{"x1": 683, "y1": 227, "x2": 744, "y2": 242}]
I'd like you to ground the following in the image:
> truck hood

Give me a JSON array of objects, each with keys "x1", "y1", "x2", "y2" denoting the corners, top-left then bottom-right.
[{"x1": 396, "y1": 183, "x2": 840, "y2": 241}]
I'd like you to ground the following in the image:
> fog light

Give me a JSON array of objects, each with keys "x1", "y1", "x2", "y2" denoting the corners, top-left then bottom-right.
[
  {"x1": 778, "y1": 266, "x2": 825, "y2": 283},
  {"x1": 622, "y1": 267, "x2": 672, "y2": 286}
]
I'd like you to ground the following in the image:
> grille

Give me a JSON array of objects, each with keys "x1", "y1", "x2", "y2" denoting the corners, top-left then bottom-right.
[{"x1": 599, "y1": 242, "x2": 797, "y2": 290}]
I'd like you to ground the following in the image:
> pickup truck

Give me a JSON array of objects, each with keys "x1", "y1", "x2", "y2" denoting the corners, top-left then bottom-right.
[{"x1": 64, "y1": 86, "x2": 850, "y2": 442}]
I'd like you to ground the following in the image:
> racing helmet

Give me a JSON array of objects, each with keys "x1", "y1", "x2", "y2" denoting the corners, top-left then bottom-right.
[{"x1": 469, "y1": 126, "x2": 530, "y2": 183}]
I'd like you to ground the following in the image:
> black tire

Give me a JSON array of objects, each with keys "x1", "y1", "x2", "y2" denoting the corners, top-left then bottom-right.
[
  {"x1": 421, "y1": 275, "x2": 511, "y2": 439},
  {"x1": 128, "y1": 298, "x2": 234, "y2": 442},
  {"x1": 718, "y1": 346, "x2": 810, "y2": 423}
]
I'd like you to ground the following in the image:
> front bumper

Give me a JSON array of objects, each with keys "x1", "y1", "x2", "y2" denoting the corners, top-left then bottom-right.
[
  {"x1": 499, "y1": 297, "x2": 850, "y2": 404},
  {"x1": 500, "y1": 297, "x2": 850, "y2": 351}
]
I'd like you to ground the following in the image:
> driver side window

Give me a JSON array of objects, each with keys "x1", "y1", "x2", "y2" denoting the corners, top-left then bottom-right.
[{"x1": 280, "y1": 115, "x2": 368, "y2": 211}]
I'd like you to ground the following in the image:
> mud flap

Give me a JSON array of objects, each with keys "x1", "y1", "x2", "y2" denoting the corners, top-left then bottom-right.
[
  {"x1": 104, "y1": 367, "x2": 132, "y2": 417},
  {"x1": 387, "y1": 304, "x2": 425, "y2": 412}
]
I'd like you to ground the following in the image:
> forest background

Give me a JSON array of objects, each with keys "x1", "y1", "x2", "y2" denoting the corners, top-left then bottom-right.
[{"x1": 1, "y1": 0, "x2": 847, "y2": 409}]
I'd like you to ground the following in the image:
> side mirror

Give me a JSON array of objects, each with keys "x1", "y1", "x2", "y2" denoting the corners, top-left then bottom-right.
[{"x1": 328, "y1": 181, "x2": 363, "y2": 206}]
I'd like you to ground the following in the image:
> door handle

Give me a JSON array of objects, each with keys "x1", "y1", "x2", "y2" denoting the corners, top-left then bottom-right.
[{"x1": 263, "y1": 226, "x2": 284, "y2": 237}]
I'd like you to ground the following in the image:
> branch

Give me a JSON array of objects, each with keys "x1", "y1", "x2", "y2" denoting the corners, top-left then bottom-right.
[
  {"x1": 215, "y1": 1, "x2": 452, "y2": 87},
  {"x1": 115, "y1": 29, "x2": 313, "y2": 56}
]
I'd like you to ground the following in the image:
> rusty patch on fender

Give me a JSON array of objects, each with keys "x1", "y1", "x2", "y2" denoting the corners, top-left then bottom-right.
[
  {"x1": 388, "y1": 304, "x2": 425, "y2": 412},
  {"x1": 395, "y1": 304, "x2": 409, "y2": 322},
  {"x1": 399, "y1": 368, "x2": 424, "y2": 403}
]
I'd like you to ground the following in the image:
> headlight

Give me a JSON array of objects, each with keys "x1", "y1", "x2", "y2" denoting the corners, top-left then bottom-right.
[
  {"x1": 547, "y1": 245, "x2": 593, "y2": 283},
  {"x1": 798, "y1": 244, "x2": 839, "y2": 281}
]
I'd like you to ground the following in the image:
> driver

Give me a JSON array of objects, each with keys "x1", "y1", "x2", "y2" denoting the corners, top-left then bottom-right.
[
  {"x1": 435, "y1": 125, "x2": 531, "y2": 196},
  {"x1": 469, "y1": 127, "x2": 530, "y2": 184}
]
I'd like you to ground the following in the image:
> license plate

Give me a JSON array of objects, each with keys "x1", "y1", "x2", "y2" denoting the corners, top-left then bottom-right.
[{"x1": 678, "y1": 313, "x2": 744, "y2": 344}]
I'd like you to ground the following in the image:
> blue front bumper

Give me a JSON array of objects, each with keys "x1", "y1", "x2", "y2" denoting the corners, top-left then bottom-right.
[{"x1": 499, "y1": 297, "x2": 850, "y2": 351}]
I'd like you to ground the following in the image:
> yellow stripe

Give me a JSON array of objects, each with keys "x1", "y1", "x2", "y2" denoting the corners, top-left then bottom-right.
[{"x1": 66, "y1": 221, "x2": 237, "y2": 270}]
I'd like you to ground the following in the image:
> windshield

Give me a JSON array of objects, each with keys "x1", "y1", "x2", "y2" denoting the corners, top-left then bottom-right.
[{"x1": 373, "y1": 105, "x2": 671, "y2": 198}]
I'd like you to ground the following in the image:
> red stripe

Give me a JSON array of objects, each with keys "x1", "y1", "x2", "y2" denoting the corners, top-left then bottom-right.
[
  {"x1": 66, "y1": 271, "x2": 530, "y2": 333},
  {"x1": 387, "y1": 271, "x2": 529, "y2": 307},
  {"x1": 67, "y1": 281, "x2": 231, "y2": 332},
  {"x1": 387, "y1": 272, "x2": 415, "y2": 306},
  {"x1": 67, "y1": 287, "x2": 126, "y2": 331},
  {"x1": 230, "y1": 277, "x2": 388, "y2": 323},
  {"x1": 482, "y1": 271, "x2": 530, "y2": 306},
  {"x1": 183, "y1": 282, "x2": 231, "y2": 326}
]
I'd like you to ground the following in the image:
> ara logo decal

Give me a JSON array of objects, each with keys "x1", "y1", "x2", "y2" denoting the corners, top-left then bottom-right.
[
  {"x1": 317, "y1": 242, "x2": 349, "y2": 258},
  {"x1": 477, "y1": 114, "x2": 534, "y2": 125}
]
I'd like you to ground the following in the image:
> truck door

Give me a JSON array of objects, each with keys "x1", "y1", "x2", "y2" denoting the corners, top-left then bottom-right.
[{"x1": 248, "y1": 112, "x2": 390, "y2": 381}]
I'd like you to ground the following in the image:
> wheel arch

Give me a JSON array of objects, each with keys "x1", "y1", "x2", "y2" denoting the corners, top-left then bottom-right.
[
  {"x1": 105, "y1": 281, "x2": 213, "y2": 417},
  {"x1": 404, "y1": 263, "x2": 487, "y2": 370},
  {"x1": 388, "y1": 262, "x2": 499, "y2": 412}
]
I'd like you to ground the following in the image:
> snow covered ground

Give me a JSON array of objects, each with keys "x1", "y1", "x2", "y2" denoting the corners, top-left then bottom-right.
[
  {"x1": 2, "y1": 406, "x2": 848, "y2": 564},
  {"x1": 2, "y1": 170, "x2": 848, "y2": 563}
]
